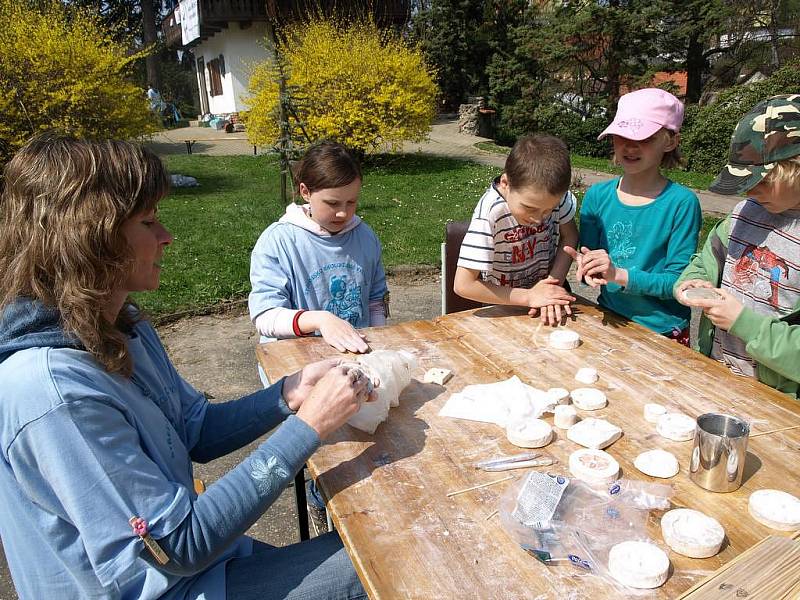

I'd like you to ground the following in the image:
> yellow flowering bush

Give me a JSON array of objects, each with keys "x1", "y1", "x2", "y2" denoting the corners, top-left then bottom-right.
[
  {"x1": 0, "y1": 0, "x2": 158, "y2": 167},
  {"x1": 245, "y1": 19, "x2": 438, "y2": 153}
]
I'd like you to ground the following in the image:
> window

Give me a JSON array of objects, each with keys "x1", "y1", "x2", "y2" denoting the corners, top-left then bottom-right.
[{"x1": 207, "y1": 58, "x2": 223, "y2": 97}]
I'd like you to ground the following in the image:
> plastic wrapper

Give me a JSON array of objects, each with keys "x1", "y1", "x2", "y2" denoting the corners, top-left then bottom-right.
[{"x1": 499, "y1": 472, "x2": 673, "y2": 592}]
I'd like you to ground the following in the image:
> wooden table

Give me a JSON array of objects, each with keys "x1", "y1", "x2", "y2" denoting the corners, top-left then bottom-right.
[{"x1": 258, "y1": 302, "x2": 800, "y2": 599}]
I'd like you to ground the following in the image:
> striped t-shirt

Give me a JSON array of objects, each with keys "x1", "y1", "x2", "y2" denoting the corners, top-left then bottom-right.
[
  {"x1": 711, "y1": 199, "x2": 800, "y2": 376},
  {"x1": 457, "y1": 180, "x2": 577, "y2": 288}
]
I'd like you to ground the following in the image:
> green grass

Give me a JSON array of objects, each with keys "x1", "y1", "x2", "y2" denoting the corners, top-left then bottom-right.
[
  {"x1": 138, "y1": 153, "x2": 725, "y2": 318},
  {"x1": 475, "y1": 141, "x2": 715, "y2": 190},
  {"x1": 136, "y1": 153, "x2": 499, "y2": 316}
]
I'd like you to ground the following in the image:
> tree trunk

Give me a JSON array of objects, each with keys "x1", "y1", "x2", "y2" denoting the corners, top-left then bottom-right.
[
  {"x1": 685, "y1": 31, "x2": 704, "y2": 104},
  {"x1": 141, "y1": 0, "x2": 160, "y2": 89}
]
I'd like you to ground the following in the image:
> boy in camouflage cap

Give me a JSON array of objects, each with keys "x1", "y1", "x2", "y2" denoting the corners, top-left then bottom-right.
[{"x1": 675, "y1": 94, "x2": 800, "y2": 398}]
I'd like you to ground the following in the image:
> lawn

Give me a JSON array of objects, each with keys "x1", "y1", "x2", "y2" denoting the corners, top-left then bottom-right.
[
  {"x1": 139, "y1": 153, "x2": 722, "y2": 318},
  {"x1": 474, "y1": 141, "x2": 716, "y2": 190},
  {"x1": 139, "y1": 153, "x2": 499, "y2": 316}
]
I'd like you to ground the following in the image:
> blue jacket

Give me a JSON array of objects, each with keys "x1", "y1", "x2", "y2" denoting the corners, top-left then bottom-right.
[{"x1": 0, "y1": 299, "x2": 319, "y2": 599}]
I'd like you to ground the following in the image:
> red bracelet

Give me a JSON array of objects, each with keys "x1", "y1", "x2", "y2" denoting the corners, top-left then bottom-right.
[{"x1": 292, "y1": 309, "x2": 307, "y2": 337}]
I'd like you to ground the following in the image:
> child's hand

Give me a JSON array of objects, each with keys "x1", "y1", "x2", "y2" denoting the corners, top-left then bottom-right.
[
  {"x1": 536, "y1": 302, "x2": 572, "y2": 326},
  {"x1": 563, "y1": 246, "x2": 605, "y2": 288},
  {"x1": 525, "y1": 276, "x2": 575, "y2": 312},
  {"x1": 674, "y1": 279, "x2": 716, "y2": 306},
  {"x1": 318, "y1": 312, "x2": 370, "y2": 353},
  {"x1": 685, "y1": 288, "x2": 744, "y2": 331},
  {"x1": 576, "y1": 247, "x2": 616, "y2": 287}
]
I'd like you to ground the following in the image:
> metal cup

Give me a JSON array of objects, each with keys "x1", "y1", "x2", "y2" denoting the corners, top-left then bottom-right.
[{"x1": 689, "y1": 413, "x2": 750, "y2": 493}]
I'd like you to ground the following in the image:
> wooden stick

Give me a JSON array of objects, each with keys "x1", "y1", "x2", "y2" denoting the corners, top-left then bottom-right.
[
  {"x1": 484, "y1": 508, "x2": 499, "y2": 521},
  {"x1": 446, "y1": 475, "x2": 514, "y2": 498},
  {"x1": 750, "y1": 424, "x2": 800, "y2": 438}
]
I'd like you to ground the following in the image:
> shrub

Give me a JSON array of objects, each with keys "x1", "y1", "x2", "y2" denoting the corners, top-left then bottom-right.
[
  {"x1": 496, "y1": 102, "x2": 609, "y2": 158},
  {"x1": 0, "y1": 0, "x2": 158, "y2": 169},
  {"x1": 245, "y1": 19, "x2": 438, "y2": 153},
  {"x1": 682, "y1": 62, "x2": 800, "y2": 175}
]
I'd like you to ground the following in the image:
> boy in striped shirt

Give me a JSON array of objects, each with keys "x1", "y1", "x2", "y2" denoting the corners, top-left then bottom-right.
[{"x1": 455, "y1": 134, "x2": 579, "y2": 325}]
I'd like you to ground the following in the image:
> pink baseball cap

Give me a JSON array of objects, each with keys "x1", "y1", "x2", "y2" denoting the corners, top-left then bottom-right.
[{"x1": 598, "y1": 88, "x2": 684, "y2": 141}]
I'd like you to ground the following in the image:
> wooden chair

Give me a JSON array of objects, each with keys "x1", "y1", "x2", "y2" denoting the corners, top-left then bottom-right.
[{"x1": 440, "y1": 220, "x2": 485, "y2": 315}]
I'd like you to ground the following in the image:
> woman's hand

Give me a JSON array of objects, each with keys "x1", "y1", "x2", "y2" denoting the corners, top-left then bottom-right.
[
  {"x1": 281, "y1": 358, "x2": 342, "y2": 412},
  {"x1": 296, "y1": 365, "x2": 373, "y2": 439},
  {"x1": 317, "y1": 312, "x2": 370, "y2": 354}
]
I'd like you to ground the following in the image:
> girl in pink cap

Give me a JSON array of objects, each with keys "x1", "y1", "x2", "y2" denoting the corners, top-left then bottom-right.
[{"x1": 565, "y1": 88, "x2": 702, "y2": 344}]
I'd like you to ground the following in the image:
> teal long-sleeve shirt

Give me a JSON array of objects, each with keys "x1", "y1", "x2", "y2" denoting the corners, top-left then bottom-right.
[{"x1": 578, "y1": 178, "x2": 702, "y2": 334}]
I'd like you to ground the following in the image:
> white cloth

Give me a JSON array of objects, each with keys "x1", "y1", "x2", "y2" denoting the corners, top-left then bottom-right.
[{"x1": 438, "y1": 376, "x2": 556, "y2": 426}]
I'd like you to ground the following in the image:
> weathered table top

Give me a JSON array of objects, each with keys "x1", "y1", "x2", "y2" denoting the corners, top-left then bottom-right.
[{"x1": 257, "y1": 302, "x2": 800, "y2": 599}]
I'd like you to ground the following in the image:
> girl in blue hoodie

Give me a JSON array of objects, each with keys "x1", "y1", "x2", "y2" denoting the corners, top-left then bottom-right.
[
  {"x1": 249, "y1": 142, "x2": 389, "y2": 357},
  {"x1": 0, "y1": 133, "x2": 369, "y2": 600}
]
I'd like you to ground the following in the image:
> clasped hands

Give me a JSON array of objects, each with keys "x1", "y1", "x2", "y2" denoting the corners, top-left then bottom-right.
[
  {"x1": 564, "y1": 246, "x2": 621, "y2": 288},
  {"x1": 282, "y1": 358, "x2": 378, "y2": 439}
]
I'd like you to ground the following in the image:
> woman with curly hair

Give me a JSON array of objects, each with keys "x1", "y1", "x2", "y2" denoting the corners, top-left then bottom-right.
[{"x1": 0, "y1": 133, "x2": 369, "y2": 600}]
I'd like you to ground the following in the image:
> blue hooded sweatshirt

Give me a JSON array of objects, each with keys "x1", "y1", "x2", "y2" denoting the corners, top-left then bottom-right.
[{"x1": 0, "y1": 299, "x2": 319, "y2": 599}]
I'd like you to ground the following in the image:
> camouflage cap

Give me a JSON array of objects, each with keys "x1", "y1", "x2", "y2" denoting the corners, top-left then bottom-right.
[{"x1": 710, "y1": 94, "x2": 800, "y2": 195}]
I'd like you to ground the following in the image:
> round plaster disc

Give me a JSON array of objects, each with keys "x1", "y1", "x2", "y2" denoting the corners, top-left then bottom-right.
[
  {"x1": 506, "y1": 418, "x2": 553, "y2": 448},
  {"x1": 748, "y1": 489, "x2": 800, "y2": 531},
  {"x1": 568, "y1": 448, "x2": 620, "y2": 485},
  {"x1": 661, "y1": 508, "x2": 725, "y2": 558},
  {"x1": 634, "y1": 449, "x2": 679, "y2": 479},
  {"x1": 575, "y1": 367, "x2": 599, "y2": 384},
  {"x1": 549, "y1": 329, "x2": 580, "y2": 350},
  {"x1": 644, "y1": 403, "x2": 667, "y2": 423},
  {"x1": 554, "y1": 405, "x2": 578, "y2": 429},
  {"x1": 656, "y1": 413, "x2": 696, "y2": 442},
  {"x1": 547, "y1": 387, "x2": 571, "y2": 405},
  {"x1": 608, "y1": 541, "x2": 670, "y2": 589},
  {"x1": 571, "y1": 388, "x2": 607, "y2": 411}
]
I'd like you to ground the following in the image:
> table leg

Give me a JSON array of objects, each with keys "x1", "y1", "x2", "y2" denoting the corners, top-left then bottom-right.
[{"x1": 294, "y1": 468, "x2": 310, "y2": 541}]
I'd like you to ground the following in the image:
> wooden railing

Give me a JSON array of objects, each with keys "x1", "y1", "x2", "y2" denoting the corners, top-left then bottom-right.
[
  {"x1": 163, "y1": 0, "x2": 410, "y2": 48},
  {"x1": 162, "y1": 0, "x2": 268, "y2": 48}
]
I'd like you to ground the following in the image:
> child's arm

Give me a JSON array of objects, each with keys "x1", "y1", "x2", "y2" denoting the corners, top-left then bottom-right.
[
  {"x1": 581, "y1": 195, "x2": 703, "y2": 298},
  {"x1": 454, "y1": 266, "x2": 574, "y2": 309},
  {"x1": 686, "y1": 291, "x2": 800, "y2": 384},
  {"x1": 674, "y1": 214, "x2": 731, "y2": 301},
  {"x1": 249, "y1": 229, "x2": 369, "y2": 353},
  {"x1": 550, "y1": 218, "x2": 579, "y2": 284}
]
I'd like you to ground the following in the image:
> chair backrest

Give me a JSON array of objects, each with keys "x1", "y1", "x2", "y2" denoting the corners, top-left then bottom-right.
[{"x1": 441, "y1": 220, "x2": 485, "y2": 314}]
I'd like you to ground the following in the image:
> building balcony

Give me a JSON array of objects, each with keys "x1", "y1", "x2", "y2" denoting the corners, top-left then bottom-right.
[
  {"x1": 163, "y1": 0, "x2": 411, "y2": 48},
  {"x1": 162, "y1": 0, "x2": 268, "y2": 49}
]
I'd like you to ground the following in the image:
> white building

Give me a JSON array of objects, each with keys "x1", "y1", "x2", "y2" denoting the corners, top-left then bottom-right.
[
  {"x1": 163, "y1": 1, "x2": 410, "y2": 119},
  {"x1": 162, "y1": 1, "x2": 273, "y2": 117}
]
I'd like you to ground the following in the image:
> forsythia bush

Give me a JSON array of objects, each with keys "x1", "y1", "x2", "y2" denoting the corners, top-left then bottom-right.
[
  {"x1": 0, "y1": 0, "x2": 158, "y2": 167},
  {"x1": 246, "y1": 19, "x2": 438, "y2": 153}
]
